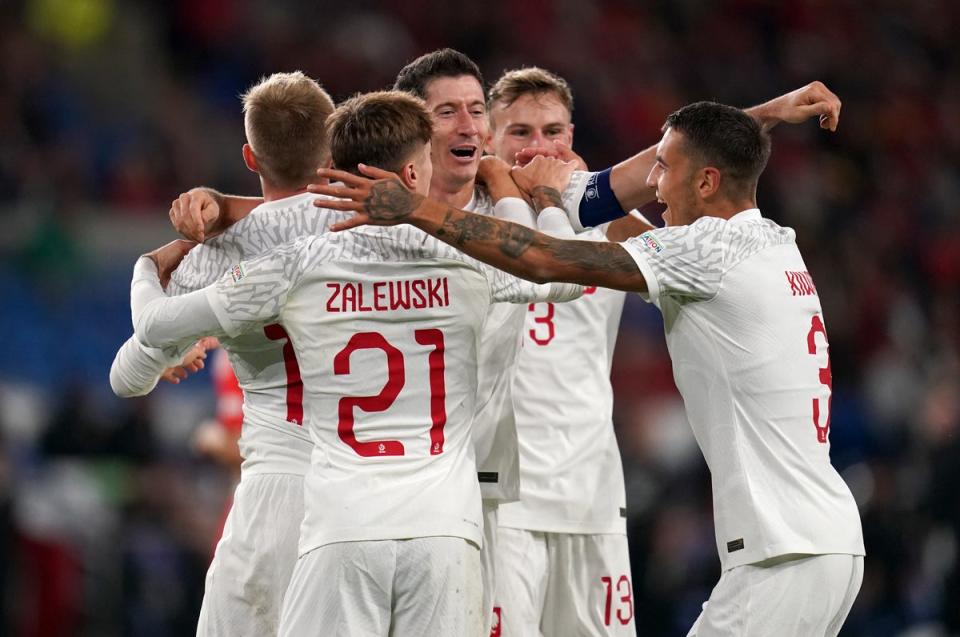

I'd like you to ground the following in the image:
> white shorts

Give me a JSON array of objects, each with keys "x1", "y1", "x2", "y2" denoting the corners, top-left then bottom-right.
[
  {"x1": 481, "y1": 500, "x2": 499, "y2": 637},
  {"x1": 196, "y1": 473, "x2": 304, "y2": 637},
  {"x1": 279, "y1": 536, "x2": 484, "y2": 637},
  {"x1": 493, "y1": 528, "x2": 634, "y2": 636},
  {"x1": 688, "y1": 553, "x2": 864, "y2": 637}
]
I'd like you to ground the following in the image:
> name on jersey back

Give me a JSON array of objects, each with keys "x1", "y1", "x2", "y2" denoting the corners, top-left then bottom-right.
[{"x1": 326, "y1": 277, "x2": 451, "y2": 313}]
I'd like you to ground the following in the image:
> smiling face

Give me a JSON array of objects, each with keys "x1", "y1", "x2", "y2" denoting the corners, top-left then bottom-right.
[
  {"x1": 422, "y1": 75, "x2": 490, "y2": 193},
  {"x1": 646, "y1": 127, "x2": 703, "y2": 227},
  {"x1": 487, "y1": 91, "x2": 573, "y2": 164}
]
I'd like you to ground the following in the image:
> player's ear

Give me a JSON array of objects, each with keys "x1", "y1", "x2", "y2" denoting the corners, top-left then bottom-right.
[
  {"x1": 698, "y1": 166, "x2": 721, "y2": 199},
  {"x1": 242, "y1": 144, "x2": 260, "y2": 174},
  {"x1": 400, "y1": 161, "x2": 418, "y2": 190},
  {"x1": 567, "y1": 123, "x2": 575, "y2": 147}
]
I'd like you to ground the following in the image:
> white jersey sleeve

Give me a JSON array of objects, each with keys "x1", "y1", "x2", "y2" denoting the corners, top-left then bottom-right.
[
  {"x1": 558, "y1": 170, "x2": 593, "y2": 232},
  {"x1": 205, "y1": 240, "x2": 308, "y2": 338},
  {"x1": 493, "y1": 197, "x2": 536, "y2": 227},
  {"x1": 109, "y1": 336, "x2": 184, "y2": 397},
  {"x1": 536, "y1": 207, "x2": 576, "y2": 238},
  {"x1": 620, "y1": 222, "x2": 728, "y2": 303},
  {"x1": 131, "y1": 257, "x2": 226, "y2": 349}
]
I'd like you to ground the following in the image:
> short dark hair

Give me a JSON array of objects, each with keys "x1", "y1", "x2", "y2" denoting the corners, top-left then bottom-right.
[
  {"x1": 327, "y1": 91, "x2": 433, "y2": 176},
  {"x1": 663, "y1": 101, "x2": 772, "y2": 200},
  {"x1": 394, "y1": 48, "x2": 485, "y2": 100}
]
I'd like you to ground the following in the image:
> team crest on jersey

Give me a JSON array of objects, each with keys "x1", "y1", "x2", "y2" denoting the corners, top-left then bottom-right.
[
  {"x1": 230, "y1": 263, "x2": 246, "y2": 282},
  {"x1": 638, "y1": 231, "x2": 664, "y2": 253}
]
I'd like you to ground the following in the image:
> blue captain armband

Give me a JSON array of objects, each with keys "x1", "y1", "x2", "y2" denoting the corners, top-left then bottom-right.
[{"x1": 578, "y1": 168, "x2": 626, "y2": 228}]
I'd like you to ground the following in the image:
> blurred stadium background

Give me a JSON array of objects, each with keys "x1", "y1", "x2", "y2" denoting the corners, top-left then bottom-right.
[{"x1": 1, "y1": 0, "x2": 958, "y2": 635}]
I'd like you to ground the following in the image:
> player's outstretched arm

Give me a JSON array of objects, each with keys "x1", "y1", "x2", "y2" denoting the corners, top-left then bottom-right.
[
  {"x1": 170, "y1": 188, "x2": 263, "y2": 242},
  {"x1": 606, "y1": 81, "x2": 841, "y2": 212},
  {"x1": 308, "y1": 166, "x2": 648, "y2": 293}
]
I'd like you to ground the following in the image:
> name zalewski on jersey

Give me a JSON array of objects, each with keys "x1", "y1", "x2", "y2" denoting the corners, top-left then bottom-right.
[{"x1": 203, "y1": 221, "x2": 580, "y2": 555}]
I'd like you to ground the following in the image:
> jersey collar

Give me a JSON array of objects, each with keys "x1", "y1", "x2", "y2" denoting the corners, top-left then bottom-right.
[{"x1": 728, "y1": 208, "x2": 762, "y2": 223}]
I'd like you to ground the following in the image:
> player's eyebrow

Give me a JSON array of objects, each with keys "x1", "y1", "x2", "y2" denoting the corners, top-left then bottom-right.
[
  {"x1": 433, "y1": 99, "x2": 486, "y2": 112},
  {"x1": 655, "y1": 154, "x2": 668, "y2": 167}
]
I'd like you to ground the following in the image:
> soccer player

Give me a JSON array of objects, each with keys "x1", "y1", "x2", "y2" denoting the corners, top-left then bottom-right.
[
  {"x1": 174, "y1": 52, "x2": 843, "y2": 632},
  {"x1": 392, "y1": 49, "x2": 546, "y2": 635},
  {"x1": 125, "y1": 90, "x2": 583, "y2": 636},
  {"x1": 483, "y1": 66, "x2": 644, "y2": 636},
  {"x1": 167, "y1": 50, "x2": 562, "y2": 635},
  {"x1": 310, "y1": 100, "x2": 866, "y2": 637},
  {"x1": 392, "y1": 59, "x2": 841, "y2": 636},
  {"x1": 110, "y1": 71, "x2": 343, "y2": 636}
]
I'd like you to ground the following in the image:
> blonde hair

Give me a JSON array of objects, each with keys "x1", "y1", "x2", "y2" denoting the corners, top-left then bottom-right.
[
  {"x1": 327, "y1": 91, "x2": 433, "y2": 175},
  {"x1": 242, "y1": 71, "x2": 335, "y2": 188},
  {"x1": 488, "y1": 67, "x2": 574, "y2": 123}
]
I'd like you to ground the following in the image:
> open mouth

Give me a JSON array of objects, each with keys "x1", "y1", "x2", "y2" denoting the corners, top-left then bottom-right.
[{"x1": 450, "y1": 145, "x2": 477, "y2": 161}]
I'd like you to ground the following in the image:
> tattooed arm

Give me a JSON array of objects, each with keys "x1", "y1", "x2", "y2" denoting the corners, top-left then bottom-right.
[{"x1": 308, "y1": 165, "x2": 649, "y2": 293}]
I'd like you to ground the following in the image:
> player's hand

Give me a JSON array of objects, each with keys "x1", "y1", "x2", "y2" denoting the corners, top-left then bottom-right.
[
  {"x1": 515, "y1": 141, "x2": 588, "y2": 170},
  {"x1": 514, "y1": 145, "x2": 559, "y2": 167},
  {"x1": 477, "y1": 155, "x2": 513, "y2": 184},
  {"x1": 510, "y1": 155, "x2": 577, "y2": 212},
  {"x1": 160, "y1": 336, "x2": 218, "y2": 385},
  {"x1": 756, "y1": 81, "x2": 841, "y2": 132},
  {"x1": 170, "y1": 188, "x2": 220, "y2": 242},
  {"x1": 144, "y1": 239, "x2": 198, "y2": 287},
  {"x1": 308, "y1": 165, "x2": 425, "y2": 231},
  {"x1": 477, "y1": 156, "x2": 527, "y2": 202}
]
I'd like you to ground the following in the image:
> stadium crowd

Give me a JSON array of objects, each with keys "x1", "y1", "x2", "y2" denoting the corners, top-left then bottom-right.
[{"x1": 0, "y1": 0, "x2": 957, "y2": 634}]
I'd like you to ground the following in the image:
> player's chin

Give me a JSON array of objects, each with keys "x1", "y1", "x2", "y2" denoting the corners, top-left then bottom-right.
[{"x1": 446, "y1": 157, "x2": 481, "y2": 180}]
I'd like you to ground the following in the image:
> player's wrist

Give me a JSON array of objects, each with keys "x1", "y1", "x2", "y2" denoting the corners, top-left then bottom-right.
[
  {"x1": 745, "y1": 101, "x2": 779, "y2": 133},
  {"x1": 408, "y1": 194, "x2": 442, "y2": 227}
]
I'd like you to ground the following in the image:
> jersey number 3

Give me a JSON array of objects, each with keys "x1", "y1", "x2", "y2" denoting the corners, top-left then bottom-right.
[
  {"x1": 334, "y1": 330, "x2": 446, "y2": 457},
  {"x1": 528, "y1": 288, "x2": 596, "y2": 346},
  {"x1": 807, "y1": 314, "x2": 832, "y2": 443}
]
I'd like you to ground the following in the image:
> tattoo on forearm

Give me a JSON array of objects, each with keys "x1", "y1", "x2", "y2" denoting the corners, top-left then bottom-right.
[
  {"x1": 430, "y1": 206, "x2": 638, "y2": 285},
  {"x1": 547, "y1": 240, "x2": 638, "y2": 274},
  {"x1": 499, "y1": 223, "x2": 535, "y2": 258},
  {"x1": 435, "y1": 209, "x2": 535, "y2": 258},
  {"x1": 364, "y1": 180, "x2": 417, "y2": 221},
  {"x1": 530, "y1": 186, "x2": 563, "y2": 213}
]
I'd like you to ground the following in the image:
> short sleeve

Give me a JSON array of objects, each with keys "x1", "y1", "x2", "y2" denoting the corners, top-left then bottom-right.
[
  {"x1": 206, "y1": 239, "x2": 310, "y2": 337},
  {"x1": 619, "y1": 219, "x2": 728, "y2": 304}
]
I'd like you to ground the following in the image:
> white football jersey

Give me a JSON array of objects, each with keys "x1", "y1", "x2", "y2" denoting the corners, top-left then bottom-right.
[
  {"x1": 203, "y1": 225, "x2": 580, "y2": 553},
  {"x1": 167, "y1": 192, "x2": 349, "y2": 475},
  {"x1": 620, "y1": 208, "x2": 864, "y2": 569},
  {"x1": 499, "y1": 226, "x2": 628, "y2": 535},
  {"x1": 467, "y1": 189, "x2": 532, "y2": 502}
]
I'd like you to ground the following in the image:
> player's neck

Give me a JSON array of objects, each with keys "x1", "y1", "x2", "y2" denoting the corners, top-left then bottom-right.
[
  {"x1": 261, "y1": 179, "x2": 308, "y2": 203},
  {"x1": 703, "y1": 197, "x2": 758, "y2": 220},
  {"x1": 429, "y1": 176, "x2": 476, "y2": 209}
]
